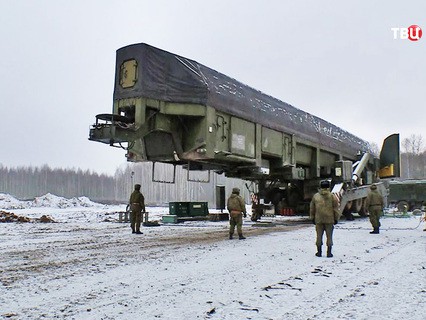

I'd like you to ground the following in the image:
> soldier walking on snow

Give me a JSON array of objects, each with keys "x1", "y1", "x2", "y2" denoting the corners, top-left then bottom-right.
[
  {"x1": 227, "y1": 187, "x2": 247, "y2": 240},
  {"x1": 365, "y1": 183, "x2": 384, "y2": 234},
  {"x1": 310, "y1": 180, "x2": 340, "y2": 257},
  {"x1": 129, "y1": 184, "x2": 145, "y2": 234}
]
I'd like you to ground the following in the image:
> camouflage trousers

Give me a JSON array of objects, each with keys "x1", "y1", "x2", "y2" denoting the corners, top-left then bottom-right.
[
  {"x1": 229, "y1": 212, "x2": 243, "y2": 236},
  {"x1": 315, "y1": 223, "x2": 334, "y2": 246},
  {"x1": 368, "y1": 207, "x2": 382, "y2": 228},
  {"x1": 130, "y1": 204, "x2": 142, "y2": 232}
]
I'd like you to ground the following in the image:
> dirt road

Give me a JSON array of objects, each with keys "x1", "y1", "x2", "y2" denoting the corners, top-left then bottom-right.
[
  {"x1": 1, "y1": 214, "x2": 423, "y2": 320},
  {"x1": 0, "y1": 218, "x2": 310, "y2": 287}
]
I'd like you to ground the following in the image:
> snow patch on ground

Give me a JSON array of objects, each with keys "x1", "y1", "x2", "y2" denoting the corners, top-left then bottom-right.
[{"x1": 0, "y1": 194, "x2": 425, "y2": 319}]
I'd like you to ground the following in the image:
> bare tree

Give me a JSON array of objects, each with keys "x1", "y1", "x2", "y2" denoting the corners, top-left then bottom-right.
[
  {"x1": 401, "y1": 134, "x2": 425, "y2": 179},
  {"x1": 402, "y1": 134, "x2": 424, "y2": 155},
  {"x1": 369, "y1": 142, "x2": 380, "y2": 156}
]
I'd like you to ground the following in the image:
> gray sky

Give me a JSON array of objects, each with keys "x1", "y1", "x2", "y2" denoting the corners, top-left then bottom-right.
[{"x1": 1, "y1": 0, "x2": 425, "y2": 175}]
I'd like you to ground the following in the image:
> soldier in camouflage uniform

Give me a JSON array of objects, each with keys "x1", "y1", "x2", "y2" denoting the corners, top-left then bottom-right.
[
  {"x1": 227, "y1": 187, "x2": 247, "y2": 240},
  {"x1": 310, "y1": 180, "x2": 340, "y2": 257},
  {"x1": 129, "y1": 184, "x2": 146, "y2": 234},
  {"x1": 365, "y1": 183, "x2": 384, "y2": 234}
]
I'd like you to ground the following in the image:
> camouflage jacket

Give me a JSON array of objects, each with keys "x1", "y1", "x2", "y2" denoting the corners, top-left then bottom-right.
[
  {"x1": 227, "y1": 194, "x2": 246, "y2": 213},
  {"x1": 309, "y1": 189, "x2": 339, "y2": 224},
  {"x1": 129, "y1": 190, "x2": 145, "y2": 211},
  {"x1": 365, "y1": 190, "x2": 384, "y2": 209}
]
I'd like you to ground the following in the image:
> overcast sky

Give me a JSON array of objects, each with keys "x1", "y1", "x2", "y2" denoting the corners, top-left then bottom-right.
[{"x1": 1, "y1": 0, "x2": 425, "y2": 175}]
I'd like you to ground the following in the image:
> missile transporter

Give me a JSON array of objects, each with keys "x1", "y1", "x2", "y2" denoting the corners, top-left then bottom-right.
[{"x1": 89, "y1": 43, "x2": 400, "y2": 220}]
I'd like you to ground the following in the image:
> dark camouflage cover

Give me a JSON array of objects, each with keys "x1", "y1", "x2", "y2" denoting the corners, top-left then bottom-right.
[{"x1": 114, "y1": 43, "x2": 371, "y2": 157}]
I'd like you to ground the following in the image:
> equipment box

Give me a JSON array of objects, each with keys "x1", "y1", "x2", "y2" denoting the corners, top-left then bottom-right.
[
  {"x1": 162, "y1": 215, "x2": 178, "y2": 223},
  {"x1": 188, "y1": 202, "x2": 209, "y2": 216},
  {"x1": 169, "y1": 202, "x2": 209, "y2": 217},
  {"x1": 169, "y1": 202, "x2": 189, "y2": 216}
]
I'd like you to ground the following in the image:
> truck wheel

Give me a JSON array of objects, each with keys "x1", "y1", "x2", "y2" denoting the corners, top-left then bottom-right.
[
  {"x1": 287, "y1": 189, "x2": 302, "y2": 208},
  {"x1": 352, "y1": 198, "x2": 363, "y2": 214},
  {"x1": 251, "y1": 208, "x2": 262, "y2": 221},
  {"x1": 358, "y1": 198, "x2": 368, "y2": 217},
  {"x1": 412, "y1": 209, "x2": 422, "y2": 216},
  {"x1": 397, "y1": 200, "x2": 409, "y2": 213},
  {"x1": 343, "y1": 201, "x2": 352, "y2": 214}
]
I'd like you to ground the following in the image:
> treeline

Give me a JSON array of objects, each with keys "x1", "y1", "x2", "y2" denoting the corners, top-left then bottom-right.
[
  {"x1": 0, "y1": 163, "x2": 249, "y2": 207},
  {"x1": 0, "y1": 164, "x2": 116, "y2": 201},
  {"x1": 1, "y1": 150, "x2": 424, "y2": 206},
  {"x1": 400, "y1": 152, "x2": 426, "y2": 179}
]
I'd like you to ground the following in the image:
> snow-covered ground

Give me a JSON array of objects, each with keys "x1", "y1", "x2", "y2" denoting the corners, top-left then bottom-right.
[{"x1": 0, "y1": 194, "x2": 425, "y2": 320}]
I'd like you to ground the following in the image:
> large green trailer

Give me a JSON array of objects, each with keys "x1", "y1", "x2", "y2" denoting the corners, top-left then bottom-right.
[
  {"x1": 89, "y1": 43, "x2": 400, "y2": 220},
  {"x1": 388, "y1": 180, "x2": 426, "y2": 211}
]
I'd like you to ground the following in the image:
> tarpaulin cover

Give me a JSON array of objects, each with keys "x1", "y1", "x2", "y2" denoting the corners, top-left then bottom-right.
[{"x1": 114, "y1": 43, "x2": 371, "y2": 157}]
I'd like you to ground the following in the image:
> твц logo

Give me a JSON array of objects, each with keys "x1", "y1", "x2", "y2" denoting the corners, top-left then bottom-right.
[{"x1": 391, "y1": 25, "x2": 422, "y2": 41}]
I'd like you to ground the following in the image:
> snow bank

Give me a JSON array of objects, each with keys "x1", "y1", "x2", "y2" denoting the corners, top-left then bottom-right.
[
  {"x1": 0, "y1": 193, "x2": 104, "y2": 210},
  {"x1": 32, "y1": 193, "x2": 104, "y2": 208},
  {"x1": 0, "y1": 193, "x2": 30, "y2": 209}
]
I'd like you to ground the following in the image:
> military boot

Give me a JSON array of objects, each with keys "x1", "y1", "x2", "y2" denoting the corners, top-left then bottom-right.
[
  {"x1": 370, "y1": 227, "x2": 379, "y2": 234},
  {"x1": 327, "y1": 246, "x2": 333, "y2": 258},
  {"x1": 229, "y1": 233, "x2": 233, "y2": 240},
  {"x1": 238, "y1": 234, "x2": 246, "y2": 240},
  {"x1": 315, "y1": 245, "x2": 322, "y2": 257}
]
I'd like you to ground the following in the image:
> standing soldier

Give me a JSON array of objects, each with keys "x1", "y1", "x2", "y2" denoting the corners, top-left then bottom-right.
[
  {"x1": 365, "y1": 183, "x2": 384, "y2": 234},
  {"x1": 227, "y1": 187, "x2": 247, "y2": 240},
  {"x1": 310, "y1": 180, "x2": 339, "y2": 258},
  {"x1": 129, "y1": 184, "x2": 145, "y2": 234}
]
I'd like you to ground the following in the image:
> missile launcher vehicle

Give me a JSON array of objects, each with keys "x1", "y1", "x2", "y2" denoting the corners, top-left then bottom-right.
[{"x1": 89, "y1": 43, "x2": 400, "y2": 220}]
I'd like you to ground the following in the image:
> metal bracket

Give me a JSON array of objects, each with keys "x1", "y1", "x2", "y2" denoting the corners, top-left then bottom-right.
[
  {"x1": 187, "y1": 167, "x2": 210, "y2": 183},
  {"x1": 152, "y1": 162, "x2": 176, "y2": 184}
]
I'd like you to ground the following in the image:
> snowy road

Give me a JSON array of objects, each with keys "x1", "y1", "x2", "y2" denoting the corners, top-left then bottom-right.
[{"x1": 0, "y1": 208, "x2": 425, "y2": 320}]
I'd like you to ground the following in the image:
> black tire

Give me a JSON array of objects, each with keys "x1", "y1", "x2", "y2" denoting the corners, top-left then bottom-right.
[
  {"x1": 412, "y1": 209, "x2": 422, "y2": 216},
  {"x1": 343, "y1": 201, "x2": 352, "y2": 214},
  {"x1": 287, "y1": 189, "x2": 302, "y2": 208},
  {"x1": 397, "y1": 200, "x2": 409, "y2": 212},
  {"x1": 358, "y1": 198, "x2": 368, "y2": 217},
  {"x1": 251, "y1": 208, "x2": 262, "y2": 222},
  {"x1": 351, "y1": 198, "x2": 363, "y2": 214}
]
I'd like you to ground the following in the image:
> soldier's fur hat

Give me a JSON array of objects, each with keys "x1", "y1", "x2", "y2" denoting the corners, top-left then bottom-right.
[
  {"x1": 232, "y1": 187, "x2": 240, "y2": 194},
  {"x1": 320, "y1": 180, "x2": 330, "y2": 189},
  {"x1": 134, "y1": 184, "x2": 141, "y2": 190},
  {"x1": 370, "y1": 183, "x2": 377, "y2": 190}
]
